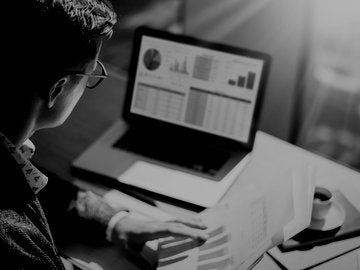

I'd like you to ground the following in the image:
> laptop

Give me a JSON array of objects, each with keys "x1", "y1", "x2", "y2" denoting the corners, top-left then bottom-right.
[{"x1": 72, "y1": 26, "x2": 271, "y2": 207}]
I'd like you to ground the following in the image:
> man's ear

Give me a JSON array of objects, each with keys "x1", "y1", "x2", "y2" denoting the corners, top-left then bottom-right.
[{"x1": 48, "y1": 77, "x2": 68, "y2": 108}]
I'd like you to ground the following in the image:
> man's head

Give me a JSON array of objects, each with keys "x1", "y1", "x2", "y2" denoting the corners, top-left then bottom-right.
[{"x1": 2, "y1": 0, "x2": 116, "y2": 135}]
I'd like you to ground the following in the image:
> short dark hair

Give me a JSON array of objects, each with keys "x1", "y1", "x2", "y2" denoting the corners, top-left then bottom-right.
[
  {"x1": 3, "y1": 0, "x2": 117, "y2": 90},
  {"x1": 35, "y1": 0, "x2": 117, "y2": 41}
]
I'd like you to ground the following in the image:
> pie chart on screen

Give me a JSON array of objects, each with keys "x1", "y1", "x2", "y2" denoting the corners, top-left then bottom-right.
[{"x1": 143, "y1": 48, "x2": 161, "y2": 71}]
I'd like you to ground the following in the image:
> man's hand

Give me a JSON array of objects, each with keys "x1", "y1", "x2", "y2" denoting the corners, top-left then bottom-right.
[{"x1": 111, "y1": 213, "x2": 209, "y2": 251}]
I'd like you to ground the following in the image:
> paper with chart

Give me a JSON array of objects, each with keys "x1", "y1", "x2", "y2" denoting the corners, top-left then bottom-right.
[
  {"x1": 156, "y1": 151, "x2": 315, "y2": 270},
  {"x1": 156, "y1": 185, "x2": 272, "y2": 270}
]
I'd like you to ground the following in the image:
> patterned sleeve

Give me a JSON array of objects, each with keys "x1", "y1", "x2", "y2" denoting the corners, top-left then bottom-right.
[{"x1": 36, "y1": 166, "x2": 125, "y2": 246}]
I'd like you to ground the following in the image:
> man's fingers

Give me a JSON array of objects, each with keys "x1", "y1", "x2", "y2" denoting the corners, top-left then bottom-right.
[
  {"x1": 171, "y1": 216, "x2": 208, "y2": 229},
  {"x1": 140, "y1": 222, "x2": 209, "y2": 242},
  {"x1": 165, "y1": 223, "x2": 209, "y2": 241},
  {"x1": 116, "y1": 218, "x2": 209, "y2": 251}
]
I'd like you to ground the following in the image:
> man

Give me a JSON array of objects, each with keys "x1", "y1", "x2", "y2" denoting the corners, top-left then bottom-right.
[{"x1": 0, "y1": 1, "x2": 208, "y2": 269}]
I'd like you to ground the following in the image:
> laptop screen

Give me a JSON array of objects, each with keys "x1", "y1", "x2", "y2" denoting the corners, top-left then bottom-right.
[{"x1": 126, "y1": 27, "x2": 270, "y2": 145}]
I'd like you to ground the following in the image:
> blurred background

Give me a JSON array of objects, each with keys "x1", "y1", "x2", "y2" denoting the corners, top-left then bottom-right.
[{"x1": 101, "y1": 0, "x2": 360, "y2": 172}]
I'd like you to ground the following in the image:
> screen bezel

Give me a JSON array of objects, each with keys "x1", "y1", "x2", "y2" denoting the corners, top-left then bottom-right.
[{"x1": 123, "y1": 26, "x2": 271, "y2": 151}]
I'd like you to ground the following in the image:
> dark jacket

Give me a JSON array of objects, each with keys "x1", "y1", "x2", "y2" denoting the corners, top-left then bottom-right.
[{"x1": 0, "y1": 143, "x2": 79, "y2": 270}]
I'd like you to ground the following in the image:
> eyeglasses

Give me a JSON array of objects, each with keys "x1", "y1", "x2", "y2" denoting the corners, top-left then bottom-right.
[{"x1": 68, "y1": 60, "x2": 108, "y2": 89}]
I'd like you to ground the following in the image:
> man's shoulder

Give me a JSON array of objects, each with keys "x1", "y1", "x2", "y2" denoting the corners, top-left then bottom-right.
[
  {"x1": 0, "y1": 208, "x2": 30, "y2": 233},
  {"x1": 0, "y1": 206, "x2": 51, "y2": 251},
  {"x1": 0, "y1": 208, "x2": 32, "y2": 250},
  {"x1": 0, "y1": 205, "x2": 63, "y2": 269}
]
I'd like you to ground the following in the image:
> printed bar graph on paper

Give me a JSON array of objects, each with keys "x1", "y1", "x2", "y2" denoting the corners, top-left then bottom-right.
[
  {"x1": 246, "y1": 72, "x2": 256, "y2": 90},
  {"x1": 199, "y1": 234, "x2": 230, "y2": 251},
  {"x1": 160, "y1": 239, "x2": 200, "y2": 258},
  {"x1": 197, "y1": 257, "x2": 233, "y2": 270},
  {"x1": 198, "y1": 248, "x2": 228, "y2": 262},
  {"x1": 207, "y1": 226, "x2": 226, "y2": 239},
  {"x1": 193, "y1": 55, "x2": 213, "y2": 81},
  {"x1": 237, "y1": 76, "x2": 246, "y2": 87},
  {"x1": 158, "y1": 255, "x2": 189, "y2": 268}
]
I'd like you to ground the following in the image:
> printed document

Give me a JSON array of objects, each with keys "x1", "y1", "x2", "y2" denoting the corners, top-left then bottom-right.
[{"x1": 155, "y1": 152, "x2": 315, "y2": 270}]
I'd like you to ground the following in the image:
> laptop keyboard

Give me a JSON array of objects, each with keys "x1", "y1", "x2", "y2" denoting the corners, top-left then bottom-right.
[{"x1": 113, "y1": 130, "x2": 232, "y2": 176}]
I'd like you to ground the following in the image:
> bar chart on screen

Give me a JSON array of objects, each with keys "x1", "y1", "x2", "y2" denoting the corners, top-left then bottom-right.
[
  {"x1": 169, "y1": 56, "x2": 189, "y2": 75},
  {"x1": 227, "y1": 72, "x2": 256, "y2": 90}
]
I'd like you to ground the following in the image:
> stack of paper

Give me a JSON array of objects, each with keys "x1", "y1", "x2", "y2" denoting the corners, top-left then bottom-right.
[{"x1": 155, "y1": 131, "x2": 316, "y2": 270}]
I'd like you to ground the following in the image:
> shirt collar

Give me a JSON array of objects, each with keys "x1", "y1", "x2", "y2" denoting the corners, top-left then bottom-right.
[{"x1": 0, "y1": 132, "x2": 48, "y2": 194}]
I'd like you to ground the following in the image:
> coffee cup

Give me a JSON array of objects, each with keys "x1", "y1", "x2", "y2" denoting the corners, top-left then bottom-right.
[{"x1": 312, "y1": 186, "x2": 333, "y2": 220}]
